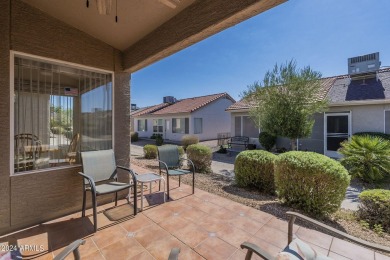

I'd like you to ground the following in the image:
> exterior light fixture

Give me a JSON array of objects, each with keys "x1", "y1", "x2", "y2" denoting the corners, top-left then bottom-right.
[{"x1": 86, "y1": 0, "x2": 118, "y2": 23}]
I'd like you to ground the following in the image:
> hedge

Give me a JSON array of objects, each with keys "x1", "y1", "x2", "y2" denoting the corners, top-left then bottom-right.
[
  {"x1": 182, "y1": 135, "x2": 199, "y2": 150},
  {"x1": 259, "y1": 132, "x2": 276, "y2": 151},
  {"x1": 144, "y1": 144, "x2": 158, "y2": 159},
  {"x1": 275, "y1": 151, "x2": 350, "y2": 216},
  {"x1": 235, "y1": 150, "x2": 278, "y2": 193},
  {"x1": 187, "y1": 144, "x2": 212, "y2": 173},
  {"x1": 359, "y1": 189, "x2": 390, "y2": 232},
  {"x1": 131, "y1": 132, "x2": 139, "y2": 142}
]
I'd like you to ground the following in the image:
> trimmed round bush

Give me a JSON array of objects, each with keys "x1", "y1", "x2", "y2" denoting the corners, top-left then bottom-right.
[
  {"x1": 143, "y1": 144, "x2": 157, "y2": 159},
  {"x1": 235, "y1": 150, "x2": 278, "y2": 193},
  {"x1": 182, "y1": 135, "x2": 199, "y2": 150},
  {"x1": 178, "y1": 146, "x2": 185, "y2": 157},
  {"x1": 275, "y1": 151, "x2": 350, "y2": 216},
  {"x1": 359, "y1": 189, "x2": 390, "y2": 232},
  {"x1": 131, "y1": 132, "x2": 139, "y2": 142},
  {"x1": 259, "y1": 132, "x2": 276, "y2": 151},
  {"x1": 339, "y1": 135, "x2": 390, "y2": 183},
  {"x1": 187, "y1": 144, "x2": 212, "y2": 173}
]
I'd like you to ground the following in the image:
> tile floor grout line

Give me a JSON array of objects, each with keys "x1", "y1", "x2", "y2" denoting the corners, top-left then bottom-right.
[{"x1": 327, "y1": 237, "x2": 334, "y2": 257}]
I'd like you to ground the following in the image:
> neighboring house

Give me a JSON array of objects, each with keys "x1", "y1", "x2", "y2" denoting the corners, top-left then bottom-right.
[
  {"x1": 133, "y1": 93, "x2": 235, "y2": 141},
  {"x1": 227, "y1": 53, "x2": 390, "y2": 158}
]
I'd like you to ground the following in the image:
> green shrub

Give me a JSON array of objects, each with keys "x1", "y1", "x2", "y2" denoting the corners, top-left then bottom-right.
[
  {"x1": 354, "y1": 132, "x2": 390, "y2": 141},
  {"x1": 358, "y1": 189, "x2": 390, "y2": 232},
  {"x1": 178, "y1": 146, "x2": 185, "y2": 157},
  {"x1": 259, "y1": 132, "x2": 276, "y2": 151},
  {"x1": 339, "y1": 135, "x2": 390, "y2": 183},
  {"x1": 235, "y1": 150, "x2": 278, "y2": 193},
  {"x1": 155, "y1": 134, "x2": 164, "y2": 146},
  {"x1": 144, "y1": 144, "x2": 158, "y2": 159},
  {"x1": 187, "y1": 144, "x2": 212, "y2": 173},
  {"x1": 275, "y1": 151, "x2": 350, "y2": 216},
  {"x1": 182, "y1": 135, "x2": 199, "y2": 150},
  {"x1": 131, "y1": 132, "x2": 139, "y2": 142}
]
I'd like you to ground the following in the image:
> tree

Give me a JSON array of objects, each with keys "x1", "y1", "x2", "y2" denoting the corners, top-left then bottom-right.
[{"x1": 243, "y1": 60, "x2": 328, "y2": 150}]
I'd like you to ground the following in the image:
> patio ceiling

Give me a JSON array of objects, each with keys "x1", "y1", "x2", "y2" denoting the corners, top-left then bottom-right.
[
  {"x1": 22, "y1": 0, "x2": 287, "y2": 72},
  {"x1": 22, "y1": 0, "x2": 196, "y2": 51}
]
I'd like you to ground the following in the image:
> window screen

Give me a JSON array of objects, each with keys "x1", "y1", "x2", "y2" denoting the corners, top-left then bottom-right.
[
  {"x1": 13, "y1": 56, "x2": 112, "y2": 173},
  {"x1": 194, "y1": 118, "x2": 202, "y2": 134}
]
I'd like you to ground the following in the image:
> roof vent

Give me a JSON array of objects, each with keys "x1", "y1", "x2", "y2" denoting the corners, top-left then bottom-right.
[
  {"x1": 163, "y1": 96, "x2": 176, "y2": 104},
  {"x1": 348, "y1": 52, "x2": 381, "y2": 80}
]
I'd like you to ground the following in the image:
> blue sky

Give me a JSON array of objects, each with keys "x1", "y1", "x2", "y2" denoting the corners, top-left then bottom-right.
[{"x1": 132, "y1": 0, "x2": 390, "y2": 107}]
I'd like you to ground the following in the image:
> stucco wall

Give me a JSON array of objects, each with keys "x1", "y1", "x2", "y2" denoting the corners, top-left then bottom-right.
[
  {"x1": 0, "y1": 1, "x2": 130, "y2": 235},
  {"x1": 191, "y1": 97, "x2": 233, "y2": 140},
  {"x1": 329, "y1": 104, "x2": 388, "y2": 134}
]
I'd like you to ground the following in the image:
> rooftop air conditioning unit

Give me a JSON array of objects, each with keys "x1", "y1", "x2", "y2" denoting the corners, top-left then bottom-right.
[
  {"x1": 163, "y1": 96, "x2": 176, "y2": 104},
  {"x1": 348, "y1": 52, "x2": 381, "y2": 80}
]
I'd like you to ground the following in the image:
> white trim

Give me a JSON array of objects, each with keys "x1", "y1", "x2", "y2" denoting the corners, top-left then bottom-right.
[
  {"x1": 324, "y1": 111, "x2": 351, "y2": 158},
  {"x1": 12, "y1": 51, "x2": 113, "y2": 74},
  {"x1": 330, "y1": 99, "x2": 390, "y2": 107},
  {"x1": 384, "y1": 109, "x2": 390, "y2": 134},
  {"x1": 10, "y1": 51, "x2": 115, "y2": 175},
  {"x1": 10, "y1": 52, "x2": 15, "y2": 175}
]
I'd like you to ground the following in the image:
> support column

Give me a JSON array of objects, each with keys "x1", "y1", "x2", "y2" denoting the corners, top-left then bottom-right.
[
  {"x1": 114, "y1": 71, "x2": 131, "y2": 185},
  {"x1": 0, "y1": 0, "x2": 11, "y2": 231}
]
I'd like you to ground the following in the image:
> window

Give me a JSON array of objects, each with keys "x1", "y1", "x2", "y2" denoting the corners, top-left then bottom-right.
[
  {"x1": 138, "y1": 119, "x2": 147, "y2": 131},
  {"x1": 385, "y1": 111, "x2": 390, "y2": 134},
  {"x1": 172, "y1": 118, "x2": 189, "y2": 134},
  {"x1": 153, "y1": 119, "x2": 163, "y2": 133},
  {"x1": 243, "y1": 116, "x2": 259, "y2": 137},
  {"x1": 194, "y1": 118, "x2": 203, "y2": 134},
  {"x1": 13, "y1": 55, "x2": 112, "y2": 173}
]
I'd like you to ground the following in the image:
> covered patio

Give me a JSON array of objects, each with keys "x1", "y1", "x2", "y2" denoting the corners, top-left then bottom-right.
[
  {"x1": 0, "y1": 0, "x2": 285, "y2": 236},
  {"x1": 1, "y1": 165, "x2": 388, "y2": 260}
]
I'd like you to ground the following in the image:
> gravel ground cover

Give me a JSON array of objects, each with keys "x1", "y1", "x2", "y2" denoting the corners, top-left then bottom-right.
[{"x1": 131, "y1": 154, "x2": 390, "y2": 253}]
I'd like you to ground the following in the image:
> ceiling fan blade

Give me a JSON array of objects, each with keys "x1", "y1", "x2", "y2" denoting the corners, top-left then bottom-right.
[{"x1": 159, "y1": 0, "x2": 177, "y2": 9}]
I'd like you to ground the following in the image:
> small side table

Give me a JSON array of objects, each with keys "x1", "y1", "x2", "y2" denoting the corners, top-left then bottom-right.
[{"x1": 136, "y1": 173, "x2": 166, "y2": 211}]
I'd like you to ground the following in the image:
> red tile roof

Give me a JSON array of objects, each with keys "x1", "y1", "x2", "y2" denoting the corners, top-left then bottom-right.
[
  {"x1": 131, "y1": 103, "x2": 170, "y2": 117},
  {"x1": 149, "y1": 93, "x2": 235, "y2": 115},
  {"x1": 225, "y1": 99, "x2": 256, "y2": 111},
  {"x1": 226, "y1": 77, "x2": 339, "y2": 111}
]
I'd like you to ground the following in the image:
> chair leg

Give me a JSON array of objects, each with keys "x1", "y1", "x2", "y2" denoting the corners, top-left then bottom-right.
[
  {"x1": 192, "y1": 172, "x2": 195, "y2": 194},
  {"x1": 82, "y1": 189, "x2": 86, "y2": 217},
  {"x1": 179, "y1": 175, "x2": 181, "y2": 187},
  {"x1": 133, "y1": 182, "x2": 137, "y2": 215},
  {"x1": 167, "y1": 174, "x2": 170, "y2": 201},
  {"x1": 92, "y1": 194, "x2": 97, "y2": 232},
  {"x1": 115, "y1": 192, "x2": 118, "y2": 206}
]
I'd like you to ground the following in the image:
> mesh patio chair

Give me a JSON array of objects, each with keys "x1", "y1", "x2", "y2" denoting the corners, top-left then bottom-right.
[
  {"x1": 157, "y1": 145, "x2": 195, "y2": 199},
  {"x1": 241, "y1": 211, "x2": 390, "y2": 259},
  {"x1": 79, "y1": 149, "x2": 137, "y2": 232}
]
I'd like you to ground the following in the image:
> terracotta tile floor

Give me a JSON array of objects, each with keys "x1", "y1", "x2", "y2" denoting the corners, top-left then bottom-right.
[{"x1": 1, "y1": 165, "x2": 389, "y2": 260}]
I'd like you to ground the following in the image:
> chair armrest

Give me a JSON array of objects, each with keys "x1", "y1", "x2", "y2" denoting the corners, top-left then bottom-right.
[
  {"x1": 53, "y1": 239, "x2": 85, "y2": 260},
  {"x1": 117, "y1": 166, "x2": 138, "y2": 182},
  {"x1": 78, "y1": 172, "x2": 96, "y2": 191},
  {"x1": 168, "y1": 248, "x2": 180, "y2": 260},
  {"x1": 157, "y1": 160, "x2": 169, "y2": 173},
  {"x1": 179, "y1": 158, "x2": 195, "y2": 171},
  {"x1": 240, "y1": 242, "x2": 273, "y2": 260},
  {"x1": 286, "y1": 211, "x2": 390, "y2": 253}
]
